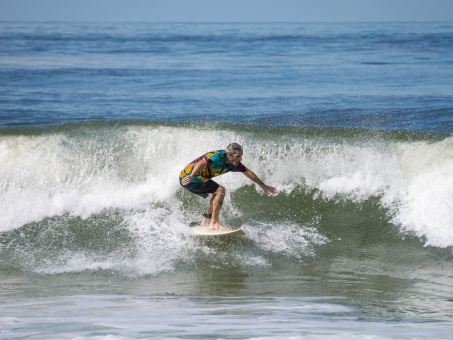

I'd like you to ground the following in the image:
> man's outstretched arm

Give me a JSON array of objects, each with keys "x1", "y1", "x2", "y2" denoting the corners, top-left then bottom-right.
[{"x1": 243, "y1": 168, "x2": 277, "y2": 195}]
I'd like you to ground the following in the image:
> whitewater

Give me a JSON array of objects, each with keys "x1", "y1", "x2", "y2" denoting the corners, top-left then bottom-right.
[{"x1": 1, "y1": 123, "x2": 452, "y2": 249}]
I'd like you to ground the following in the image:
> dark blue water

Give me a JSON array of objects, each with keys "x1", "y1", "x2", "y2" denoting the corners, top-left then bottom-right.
[
  {"x1": 1, "y1": 22, "x2": 453, "y2": 339},
  {"x1": 1, "y1": 22, "x2": 452, "y2": 132}
]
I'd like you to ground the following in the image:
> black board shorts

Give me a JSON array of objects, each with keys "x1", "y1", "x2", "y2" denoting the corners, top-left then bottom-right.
[{"x1": 179, "y1": 179, "x2": 219, "y2": 199}]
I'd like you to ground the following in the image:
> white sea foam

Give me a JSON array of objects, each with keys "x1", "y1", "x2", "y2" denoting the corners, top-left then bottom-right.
[
  {"x1": 1, "y1": 126, "x2": 452, "y2": 249},
  {"x1": 389, "y1": 138, "x2": 453, "y2": 247},
  {"x1": 243, "y1": 135, "x2": 453, "y2": 248},
  {"x1": 245, "y1": 221, "x2": 328, "y2": 259}
]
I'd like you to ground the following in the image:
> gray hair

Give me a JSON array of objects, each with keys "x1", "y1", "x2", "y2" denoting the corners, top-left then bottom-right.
[{"x1": 226, "y1": 143, "x2": 243, "y2": 155}]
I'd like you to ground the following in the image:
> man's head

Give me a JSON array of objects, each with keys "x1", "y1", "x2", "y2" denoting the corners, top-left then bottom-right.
[{"x1": 226, "y1": 143, "x2": 243, "y2": 166}]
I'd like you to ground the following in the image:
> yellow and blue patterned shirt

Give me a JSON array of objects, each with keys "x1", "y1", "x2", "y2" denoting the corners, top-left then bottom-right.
[{"x1": 180, "y1": 150, "x2": 247, "y2": 184}]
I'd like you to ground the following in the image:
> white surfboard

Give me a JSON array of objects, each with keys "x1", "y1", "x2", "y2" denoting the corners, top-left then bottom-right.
[{"x1": 190, "y1": 223, "x2": 245, "y2": 237}]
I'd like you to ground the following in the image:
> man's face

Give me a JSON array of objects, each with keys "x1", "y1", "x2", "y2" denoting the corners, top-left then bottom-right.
[{"x1": 228, "y1": 151, "x2": 243, "y2": 166}]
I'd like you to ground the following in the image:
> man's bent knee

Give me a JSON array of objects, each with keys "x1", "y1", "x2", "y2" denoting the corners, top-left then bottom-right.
[{"x1": 214, "y1": 185, "x2": 225, "y2": 196}]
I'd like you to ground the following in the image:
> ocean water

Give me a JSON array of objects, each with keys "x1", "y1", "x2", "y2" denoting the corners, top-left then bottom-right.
[{"x1": 0, "y1": 22, "x2": 452, "y2": 339}]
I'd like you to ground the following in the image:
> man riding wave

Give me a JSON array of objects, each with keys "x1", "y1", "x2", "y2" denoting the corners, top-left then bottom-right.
[{"x1": 179, "y1": 143, "x2": 277, "y2": 230}]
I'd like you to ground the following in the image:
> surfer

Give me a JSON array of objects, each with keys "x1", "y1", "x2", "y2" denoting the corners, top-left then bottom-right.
[{"x1": 179, "y1": 143, "x2": 277, "y2": 230}]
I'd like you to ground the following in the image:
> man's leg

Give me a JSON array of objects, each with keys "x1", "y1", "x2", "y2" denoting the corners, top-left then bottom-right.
[
  {"x1": 200, "y1": 196, "x2": 215, "y2": 226},
  {"x1": 184, "y1": 179, "x2": 227, "y2": 229},
  {"x1": 208, "y1": 185, "x2": 228, "y2": 230}
]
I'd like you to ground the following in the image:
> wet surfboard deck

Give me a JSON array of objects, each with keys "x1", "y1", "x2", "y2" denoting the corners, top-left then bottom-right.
[{"x1": 189, "y1": 222, "x2": 245, "y2": 237}]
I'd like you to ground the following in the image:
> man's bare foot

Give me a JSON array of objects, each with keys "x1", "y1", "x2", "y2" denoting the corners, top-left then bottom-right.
[
  {"x1": 209, "y1": 221, "x2": 230, "y2": 231},
  {"x1": 201, "y1": 218, "x2": 210, "y2": 226}
]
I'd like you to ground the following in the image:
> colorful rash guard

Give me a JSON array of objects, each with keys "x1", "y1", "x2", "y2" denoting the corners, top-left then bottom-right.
[{"x1": 180, "y1": 150, "x2": 247, "y2": 184}]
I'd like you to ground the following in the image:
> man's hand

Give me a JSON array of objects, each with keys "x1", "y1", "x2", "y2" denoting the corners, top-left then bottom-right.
[
  {"x1": 181, "y1": 174, "x2": 194, "y2": 186},
  {"x1": 262, "y1": 185, "x2": 277, "y2": 195}
]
